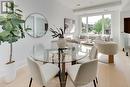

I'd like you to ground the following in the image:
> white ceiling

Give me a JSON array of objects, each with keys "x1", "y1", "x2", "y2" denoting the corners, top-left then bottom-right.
[
  {"x1": 58, "y1": 0, "x2": 122, "y2": 13},
  {"x1": 58, "y1": 0, "x2": 121, "y2": 9}
]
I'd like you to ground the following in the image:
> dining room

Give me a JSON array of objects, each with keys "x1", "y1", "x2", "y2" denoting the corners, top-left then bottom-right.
[{"x1": 0, "y1": 0, "x2": 130, "y2": 87}]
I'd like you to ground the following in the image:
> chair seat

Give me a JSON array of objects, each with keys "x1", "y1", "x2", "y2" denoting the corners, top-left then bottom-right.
[
  {"x1": 67, "y1": 64, "x2": 81, "y2": 81},
  {"x1": 40, "y1": 63, "x2": 59, "y2": 83}
]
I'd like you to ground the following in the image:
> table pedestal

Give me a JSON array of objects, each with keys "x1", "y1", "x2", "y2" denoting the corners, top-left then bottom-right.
[
  {"x1": 108, "y1": 55, "x2": 114, "y2": 63},
  {"x1": 58, "y1": 48, "x2": 67, "y2": 87},
  {"x1": 98, "y1": 54, "x2": 115, "y2": 64},
  {"x1": 59, "y1": 62, "x2": 67, "y2": 87}
]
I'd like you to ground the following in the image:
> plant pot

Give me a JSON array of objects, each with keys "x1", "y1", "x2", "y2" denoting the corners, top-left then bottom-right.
[
  {"x1": 4, "y1": 61, "x2": 16, "y2": 83},
  {"x1": 57, "y1": 38, "x2": 66, "y2": 48}
]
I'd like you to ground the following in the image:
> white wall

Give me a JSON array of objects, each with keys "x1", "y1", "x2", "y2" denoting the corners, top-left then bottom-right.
[
  {"x1": 120, "y1": 1, "x2": 130, "y2": 47},
  {"x1": 120, "y1": 10, "x2": 130, "y2": 32},
  {"x1": 111, "y1": 11, "x2": 120, "y2": 43},
  {"x1": 121, "y1": 0, "x2": 130, "y2": 12},
  {"x1": 120, "y1": 11, "x2": 130, "y2": 48},
  {"x1": 0, "y1": 0, "x2": 77, "y2": 77}
]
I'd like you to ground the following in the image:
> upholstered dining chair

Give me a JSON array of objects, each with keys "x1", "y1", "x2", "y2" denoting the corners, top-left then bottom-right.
[
  {"x1": 77, "y1": 46, "x2": 98, "y2": 64},
  {"x1": 27, "y1": 57, "x2": 59, "y2": 87},
  {"x1": 67, "y1": 59, "x2": 98, "y2": 87}
]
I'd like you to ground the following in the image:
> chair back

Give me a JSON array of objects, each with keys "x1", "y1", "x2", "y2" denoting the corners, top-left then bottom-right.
[
  {"x1": 74, "y1": 59, "x2": 98, "y2": 86},
  {"x1": 27, "y1": 57, "x2": 45, "y2": 86},
  {"x1": 95, "y1": 42, "x2": 118, "y2": 55},
  {"x1": 89, "y1": 46, "x2": 98, "y2": 60}
]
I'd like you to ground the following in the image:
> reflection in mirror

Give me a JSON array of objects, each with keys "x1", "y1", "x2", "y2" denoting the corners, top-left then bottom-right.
[{"x1": 25, "y1": 13, "x2": 48, "y2": 38}]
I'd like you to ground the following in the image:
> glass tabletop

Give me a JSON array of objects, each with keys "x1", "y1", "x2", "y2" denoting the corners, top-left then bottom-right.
[{"x1": 31, "y1": 42, "x2": 90, "y2": 63}]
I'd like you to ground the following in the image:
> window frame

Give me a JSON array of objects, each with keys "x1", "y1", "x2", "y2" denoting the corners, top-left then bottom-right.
[{"x1": 80, "y1": 13, "x2": 112, "y2": 36}]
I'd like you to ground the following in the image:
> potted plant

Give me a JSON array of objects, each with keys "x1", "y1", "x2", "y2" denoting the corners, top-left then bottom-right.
[
  {"x1": 0, "y1": 2, "x2": 29, "y2": 82},
  {"x1": 50, "y1": 27, "x2": 66, "y2": 48}
]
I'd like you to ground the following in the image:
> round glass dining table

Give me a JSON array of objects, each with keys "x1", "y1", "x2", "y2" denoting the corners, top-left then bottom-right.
[{"x1": 31, "y1": 42, "x2": 90, "y2": 87}]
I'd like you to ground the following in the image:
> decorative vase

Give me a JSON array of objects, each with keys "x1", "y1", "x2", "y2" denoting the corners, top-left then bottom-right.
[
  {"x1": 4, "y1": 62, "x2": 16, "y2": 83},
  {"x1": 57, "y1": 38, "x2": 66, "y2": 48}
]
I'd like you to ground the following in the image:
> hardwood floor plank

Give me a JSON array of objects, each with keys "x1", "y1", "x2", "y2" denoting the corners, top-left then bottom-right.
[{"x1": 0, "y1": 51, "x2": 130, "y2": 87}]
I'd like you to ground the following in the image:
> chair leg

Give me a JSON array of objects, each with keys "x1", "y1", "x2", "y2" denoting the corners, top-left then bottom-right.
[
  {"x1": 126, "y1": 52, "x2": 128, "y2": 56},
  {"x1": 29, "y1": 77, "x2": 32, "y2": 87},
  {"x1": 122, "y1": 48, "x2": 125, "y2": 52},
  {"x1": 96, "y1": 77, "x2": 98, "y2": 84},
  {"x1": 93, "y1": 80, "x2": 96, "y2": 87}
]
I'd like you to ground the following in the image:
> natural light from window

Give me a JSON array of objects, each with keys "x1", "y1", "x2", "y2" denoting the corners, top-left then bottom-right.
[{"x1": 81, "y1": 14, "x2": 111, "y2": 35}]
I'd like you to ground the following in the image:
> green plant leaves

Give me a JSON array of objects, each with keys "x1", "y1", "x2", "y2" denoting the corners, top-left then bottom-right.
[
  {"x1": 0, "y1": 1, "x2": 31, "y2": 63},
  {"x1": 0, "y1": 31, "x2": 10, "y2": 37},
  {"x1": 15, "y1": 9, "x2": 23, "y2": 13},
  {"x1": 0, "y1": 2, "x2": 28, "y2": 44},
  {"x1": 12, "y1": 29, "x2": 20, "y2": 36},
  {"x1": 94, "y1": 21, "x2": 102, "y2": 34},
  {"x1": 25, "y1": 28, "x2": 32, "y2": 31},
  {"x1": 93, "y1": 18, "x2": 111, "y2": 34},
  {"x1": 0, "y1": 30, "x2": 20, "y2": 43},
  {"x1": 0, "y1": 16, "x2": 6, "y2": 25},
  {"x1": 0, "y1": 16, "x2": 6, "y2": 21},
  {"x1": 50, "y1": 27, "x2": 64, "y2": 38},
  {"x1": 5, "y1": 21, "x2": 13, "y2": 30}
]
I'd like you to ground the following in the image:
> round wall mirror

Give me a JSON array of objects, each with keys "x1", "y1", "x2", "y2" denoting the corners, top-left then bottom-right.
[{"x1": 25, "y1": 13, "x2": 48, "y2": 38}]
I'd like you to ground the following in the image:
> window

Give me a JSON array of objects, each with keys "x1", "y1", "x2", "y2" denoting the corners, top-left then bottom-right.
[
  {"x1": 88, "y1": 15, "x2": 102, "y2": 34},
  {"x1": 1, "y1": 1, "x2": 14, "y2": 13},
  {"x1": 81, "y1": 17, "x2": 87, "y2": 33},
  {"x1": 81, "y1": 14, "x2": 111, "y2": 35},
  {"x1": 104, "y1": 14, "x2": 111, "y2": 35}
]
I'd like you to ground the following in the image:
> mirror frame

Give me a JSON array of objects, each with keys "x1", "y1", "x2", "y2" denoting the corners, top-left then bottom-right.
[{"x1": 25, "y1": 13, "x2": 48, "y2": 38}]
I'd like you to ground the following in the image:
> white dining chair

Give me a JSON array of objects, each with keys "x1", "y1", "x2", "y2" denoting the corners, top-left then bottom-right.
[
  {"x1": 67, "y1": 59, "x2": 98, "y2": 87},
  {"x1": 27, "y1": 57, "x2": 59, "y2": 87},
  {"x1": 77, "y1": 46, "x2": 98, "y2": 64}
]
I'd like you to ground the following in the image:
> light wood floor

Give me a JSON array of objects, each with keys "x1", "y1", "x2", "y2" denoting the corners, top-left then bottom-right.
[{"x1": 0, "y1": 51, "x2": 130, "y2": 87}]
